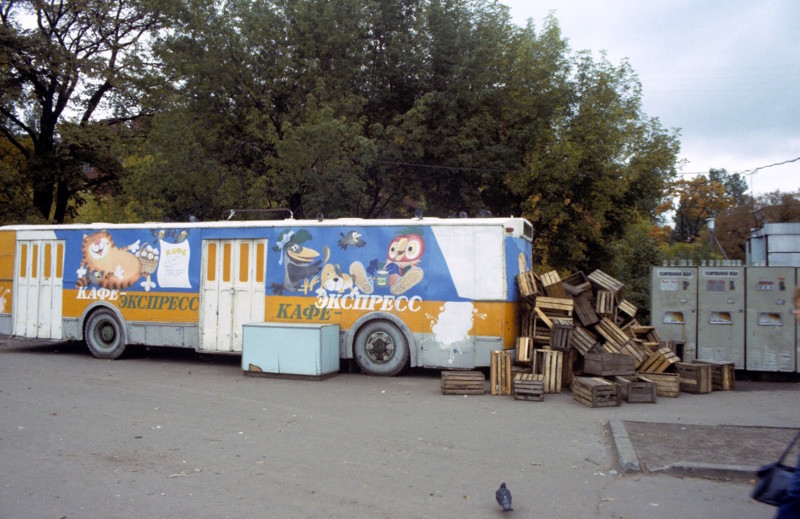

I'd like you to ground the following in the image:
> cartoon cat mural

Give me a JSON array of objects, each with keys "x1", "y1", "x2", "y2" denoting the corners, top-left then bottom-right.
[{"x1": 76, "y1": 231, "x2": 159, "y2": 292}]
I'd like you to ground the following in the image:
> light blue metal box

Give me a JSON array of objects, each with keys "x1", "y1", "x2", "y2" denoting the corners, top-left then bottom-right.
[{"x1": 242, "y1": 322, "x2": 340, "y2": 377}]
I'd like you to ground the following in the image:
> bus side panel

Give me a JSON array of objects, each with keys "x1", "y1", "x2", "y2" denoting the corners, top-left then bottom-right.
[
  {"x1": 56, "y1": 228, "x2": 204, "y2": 346},
  {"x1": 0, "y1": 230, "x2": 15, "y2": 335},
  {"x1": 261, "y1": 223, "x2": 525, "y2": 368}
]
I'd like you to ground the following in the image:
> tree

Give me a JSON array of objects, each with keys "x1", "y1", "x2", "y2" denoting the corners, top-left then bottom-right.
[
  {"x1": 0, "y1": 0, "x2": 165, "y2": 222},
  {"x1": 511, "y1": 44, "x2": 680, "y2": 270}
]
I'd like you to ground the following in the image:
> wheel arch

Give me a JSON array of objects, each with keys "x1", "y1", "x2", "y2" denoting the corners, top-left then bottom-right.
[
  {"x1": 345, "y1": 312, "x2": 418, "y2": 367},
  {"x1": 79, "y1": 302, "x2": 128, "y2": 344}
]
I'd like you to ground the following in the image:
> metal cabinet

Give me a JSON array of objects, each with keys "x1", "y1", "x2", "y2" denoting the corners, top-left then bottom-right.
[
  {"x1": 697, "y1": 266, "x2": 745, "y2": 368},
  {"x1": 650, "y1": 267, "x2": 697, "y2": 360},
  {"x1": 745, "y1": 267, "x2": 796, "y2": 371}
]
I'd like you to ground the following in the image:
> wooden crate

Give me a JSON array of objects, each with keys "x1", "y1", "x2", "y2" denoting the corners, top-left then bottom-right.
[
  {"x1": 637, "y1": 372, "x2": 679, "y2": 398},
  {"x1": 516, "y1": 270, "x2": 542, "y2": 300},
  {"x1": 617, "y1": 299, "x2": 637, "y2": 320},
  {"x1": 532, "y1": 308, "x2": 553, "y2": 347},
  {"x1": 587, "y1": 269, "x2": 624, "y2": 300},
  {"x1": 618, "y1": 339, "x2": 648, "y2": 369},
  {"x1": 541, "y1": 270, "x2": 567, "y2": 298},
  {"x1": 570, "y1": 326, "x2": 601, "y2": 356},
  {"x1": 676, "y1": 362, "x2": 712, "y2": 394},
  {"x1": 549, "y1": 318, "x2": 574, "y2": 351},
  {"x1": 535, "y1": 296, "x2": 573, "y2": 317},
  {"x1": 595, "y1": 290, "x2": 616, "y2": 318},
  {"x1": 533, "y1": 349, "x2": 563, "y2": 393},
  {"x1": 583, "y1": 352, "x2": 636, "y2": 377},
  {"x1": 614, "y1": 375, "x2": 657, "y2": 403},
  {"x1": 692, "y1": 359, "x2": 735, "y2": 390},
  {"x1": 513, "y1": 373, "x2": 544, "y2": 401},
  {"x1": 595, "y1": 317, "x2": 631, "y2": 351},
  {"x1": 571, "y1": 377, "x2": 621, "y2": 408},
  {"x1": 441, "y1": 371, "x2": 485, "y2": 395},
  {"x1": 490, "y1": 350, "x2": 513, "y2": 395},
  {"x1": 572, "y1": 292, "x2": 600, "y2": 327},
  {"x1": 562, "y1": 271, "x2": 591, "y2": 295},
  {"x1": 639, "y1": 346, "x2": 680, "y2": 373},
  {"x1": 515, "y1": 337, "x2": 534, "y2": 364}
]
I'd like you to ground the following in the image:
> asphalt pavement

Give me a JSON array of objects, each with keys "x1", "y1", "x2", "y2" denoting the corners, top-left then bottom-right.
[{"x1": 1, "y1": 338, "x2": 799, "y2": 519}]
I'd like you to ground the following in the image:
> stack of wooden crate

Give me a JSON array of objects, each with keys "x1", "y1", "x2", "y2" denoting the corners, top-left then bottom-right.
[{"x1": 511, "y1": 267, "x2": 736, "y2": 405}]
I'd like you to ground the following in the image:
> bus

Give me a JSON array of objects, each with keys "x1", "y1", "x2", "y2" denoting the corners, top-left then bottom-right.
[{"x1": 0, "y1": 215, "x2": 533, "y2": 375}]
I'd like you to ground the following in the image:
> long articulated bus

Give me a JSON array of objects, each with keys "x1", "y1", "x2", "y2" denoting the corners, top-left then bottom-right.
[{"x1": 0, "y1": 216, "x2": 533, "y2": 375}]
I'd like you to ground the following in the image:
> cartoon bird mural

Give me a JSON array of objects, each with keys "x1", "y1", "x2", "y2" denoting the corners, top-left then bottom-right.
[
  {"x1": 272, "y1": 230, "x2": 328, "y2": 293},
  {"x1": 385, "y1": 233, "x2": 424, "y2": 295},
  {"x1": 337, "y1": 231, "x2": 367, "y2": 250}
]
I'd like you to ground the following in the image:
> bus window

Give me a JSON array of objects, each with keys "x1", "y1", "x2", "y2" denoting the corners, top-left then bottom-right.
[
  {"x1": 239, "y1": 242, "x2": 249, "y2": 282},
  {"x1": 44, "y1": 244, "x2": 52, "y2": 279},
  {"x1": 19, "y1": 244, "x2": 27, "y2": 278},
  {"x1": 56, "y1": 243, "x2": 64, "y2": 278},
  {"x1": 31, "y1": 244, "x2": 38, "y2": 279},
  {"x1": 222, "y1": 243, "x2": 231, "y2": 282},
  {"x1": 256, "y1": 243, "x2": 265, "y2": 283},
  {"x1": 207, "y1": 243, "x2": 217, "y2": 282}
]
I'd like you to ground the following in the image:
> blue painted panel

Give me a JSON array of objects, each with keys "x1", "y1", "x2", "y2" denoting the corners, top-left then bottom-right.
[
  {"x1": 55, "y1": 228, "x2": 200, "y2": 293},
  {"x1": 242, "y1": 322, "x2": 340, "y2": 376}
]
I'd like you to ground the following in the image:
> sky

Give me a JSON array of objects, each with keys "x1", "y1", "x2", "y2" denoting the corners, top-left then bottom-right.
[{"x1": 502, "y1": 0, "x2": 800, "y2": 195}]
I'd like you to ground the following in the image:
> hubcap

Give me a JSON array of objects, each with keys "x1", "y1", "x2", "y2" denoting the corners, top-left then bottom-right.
[
  {"x1": 365, "y1": 331, "x2": 395, "y2": 363},
  {"x1": 99, "y1": 323, "x2": 116, "y2": 345}
]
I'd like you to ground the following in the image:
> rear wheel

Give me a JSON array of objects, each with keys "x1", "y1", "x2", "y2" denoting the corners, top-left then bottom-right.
[
  {"x1": 85, "y1": 309, "x2": 126, "y2": 359},
  {"x1": 353, "y1": 320, "x2": 409, "y2": 376}
]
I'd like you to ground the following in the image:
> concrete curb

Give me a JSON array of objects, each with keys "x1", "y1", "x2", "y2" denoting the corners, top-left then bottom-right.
[
  {"x1": 608, "y1": 419, "x2": 640, "y2": 473},
  {"x1": 650, "y1": 462, "x2": 758, "y2": 480},
  {"x1": 609, "y1": 419, "x2": 760, "y2": 479}
]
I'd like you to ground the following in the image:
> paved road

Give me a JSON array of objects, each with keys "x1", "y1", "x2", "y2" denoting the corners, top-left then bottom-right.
[{"x1": 1, "y1": 338, "x2": 798, "y2": 519}]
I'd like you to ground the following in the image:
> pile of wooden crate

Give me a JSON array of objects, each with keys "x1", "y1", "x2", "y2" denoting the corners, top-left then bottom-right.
[
  {"x1": 443, "y1": 268, "x2": 735, "y2": 407},
  {"x1": 517, "y1": 268, "x2": 737, "y2": 406}
]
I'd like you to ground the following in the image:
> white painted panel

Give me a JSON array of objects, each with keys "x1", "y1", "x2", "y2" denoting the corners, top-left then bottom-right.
[
  {"x1": 200, "y1": 241, "x2": 221, "y2": 350},
  {"x1": 432, "y1": 226, "x2": 504, "y2": 300},
  {"x1": 25, "y1": 242, "x2": 40, "y2": 337},
  {"x1": 14, "y1": 242, "x2": 29, "y2": 336},
  {"x1": 216, "y1": 241, "x2": 234, "y2": 351}
]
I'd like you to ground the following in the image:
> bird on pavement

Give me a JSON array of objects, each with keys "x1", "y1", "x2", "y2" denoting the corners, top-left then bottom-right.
[{"x1": 496, "y1": 482, "x2": 513, "y2": 512}]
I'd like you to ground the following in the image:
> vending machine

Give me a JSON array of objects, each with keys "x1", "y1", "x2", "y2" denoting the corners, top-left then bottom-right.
[
  {"x1": 697, "y1": 265, "x2": 745, "y2": 368},
  {"x1": 650, "y1": 266, "x2": 697, "y2": 360},
  {"x1": 745, "y1": 267, "x2": 796, "y2": 372}
]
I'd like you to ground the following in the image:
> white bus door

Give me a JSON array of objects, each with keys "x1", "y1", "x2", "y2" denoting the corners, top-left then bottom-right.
[
  {"x1": 14, "y1": 240, "x2": 63, "y2": 339},
  {"x1": 200, "y1": 239, "x2": 266, "y2": 352}
]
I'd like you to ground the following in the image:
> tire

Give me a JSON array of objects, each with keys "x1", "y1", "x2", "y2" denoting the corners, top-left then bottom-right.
[
  {"x1": 84, "y1": 308, "x2": 127, "y2": 359},
  {"x1": 353, "y1": 320, "x2": 409, "y2": 376}
]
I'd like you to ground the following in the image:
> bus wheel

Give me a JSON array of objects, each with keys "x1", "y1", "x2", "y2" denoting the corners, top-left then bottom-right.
[
  {"x1": 85, "y1": 309, "x2": 127, "y2": 359},
  {"x1": 353, "y1": 320, "x2": 409, "y2": 376}
]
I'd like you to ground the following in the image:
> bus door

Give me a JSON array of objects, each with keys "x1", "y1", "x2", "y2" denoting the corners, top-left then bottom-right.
[
  {"x1": 14, "y1": 239, "x2": 64, "y2": 339},
  {"x1": 200, "y1": 239, "x2": 267, "y2": 352}
]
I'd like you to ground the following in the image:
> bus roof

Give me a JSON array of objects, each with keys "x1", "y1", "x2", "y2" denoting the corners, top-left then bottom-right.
[{"x1": 1, "y1": 216, "x2": 533, "y2": 241}]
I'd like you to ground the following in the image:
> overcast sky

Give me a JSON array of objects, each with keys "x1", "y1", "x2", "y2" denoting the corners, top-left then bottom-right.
[{"x1": 503, "y1": 0, "x2": 799, "y2": 195}]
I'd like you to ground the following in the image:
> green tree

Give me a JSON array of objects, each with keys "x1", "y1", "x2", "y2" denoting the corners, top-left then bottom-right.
[{"x1": 0, "y1": 0, "x2": 166, "y2": 222}]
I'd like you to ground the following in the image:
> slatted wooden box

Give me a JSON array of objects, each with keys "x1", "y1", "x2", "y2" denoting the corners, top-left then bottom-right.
[
  {"x1": 441, "y1": 371, "x2": 485, "y2": 395},
  {"x1": 637, "y1": 372, "x2": 679, "y2": 398},
  {"x1": 490, "y1": 350, "x2": 513, "y2": 395},
  {"x1": 533, "y1": 349, "x2": 563, "y2": 393},
  {"x1": 541, "y1": 270, "x2": 567, "y2": 298},
  {"x1": 676, "y1": 362, "x2": 712, "y2": 394},
  {"x1": 513, "y1": 373, "x2": 544, "y2": 401},
  {"x1": 515, "y1": 337, "x2": 534, "y2": 364},
  {"x1": 516, "y1": 270, "x2": 542, "y2": 300},
  {"x1": 583, "y1": 352, "x2": 636, "y2": 377},
  {"x1": 614, "y1": 375, "x2": 657, "y2": 403},
  {"x1": 691, "y1": 359, "x2": 735, "y2": 390},
  {"x1": 571, "y1": 377, "x2": 621, "y2": 408},
  {"x1": 638, "y1": 346, "x2": 680, "y2": 373}
]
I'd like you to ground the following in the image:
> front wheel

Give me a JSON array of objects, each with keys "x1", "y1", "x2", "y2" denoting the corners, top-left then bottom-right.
[
  {"x1": 353, "y1": 320, "x2": 409, "y2": 376},
  {"x1": 84, "y1": 309, "x2": 127, "y2": 359}
]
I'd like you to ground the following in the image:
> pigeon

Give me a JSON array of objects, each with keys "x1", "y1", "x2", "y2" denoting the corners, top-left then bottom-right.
[{"x1": 496, "y1": 482, "x2": 513, "y2": 512}]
